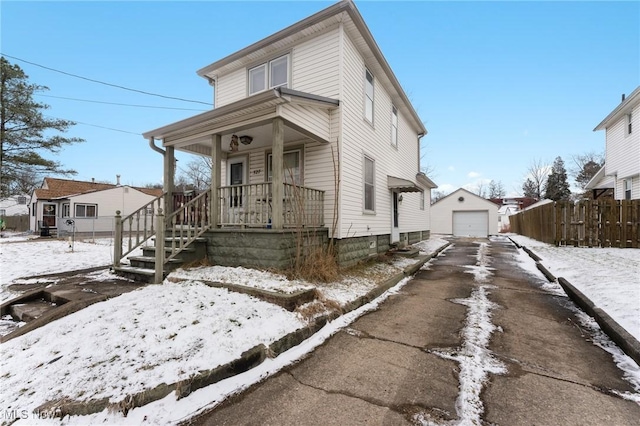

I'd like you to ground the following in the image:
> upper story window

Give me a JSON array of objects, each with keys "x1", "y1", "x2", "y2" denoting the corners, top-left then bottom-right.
[
  {"x1": 627, "y1": 112, "x2": 633, "y2": 135},
  {"x1": 248, "y1": 54, "x2": 289, "y2": 96},
  {"x1": 17, "y1": 196, "x2": 26, "y2": 205},
  {"x1": 391, "y1": 105, "x2": 398, "y2": 147},
  {"x1": 75, "y1": 204, "x2": 97, "y2": 218},
  {"x1": 364, "y1": 69, "x2": 374, "y2": 123}
]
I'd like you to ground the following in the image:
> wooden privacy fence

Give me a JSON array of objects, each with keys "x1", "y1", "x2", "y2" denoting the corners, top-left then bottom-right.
[{"x1": 510, "y1": 199, "x2": 640, "y2": 248}]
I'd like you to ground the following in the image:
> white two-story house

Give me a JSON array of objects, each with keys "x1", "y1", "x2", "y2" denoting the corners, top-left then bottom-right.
[
  {"x1": 115, "y1": 0, "x2": 436, "y2": 279},
  {"x1": 587, "y1": 86, "x2": 640, "y2": 200}
]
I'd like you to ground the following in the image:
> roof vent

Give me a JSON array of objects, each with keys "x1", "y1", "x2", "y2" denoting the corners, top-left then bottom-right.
[{"x1": 622, "y1": 93, "x2": 626, "y2": 102}]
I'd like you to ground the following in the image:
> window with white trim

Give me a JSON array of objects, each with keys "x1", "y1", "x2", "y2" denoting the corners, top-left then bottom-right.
[
  {"x1": 364, "y1": 155, "x2": 375, "y2": 212},
  {"x1": 391, "y1": 105, "x2": 398, "y2": 147},
  {"x1": 624, "y1": 178, "x2": 632, "y2": 200},
  {"x1": 75, "y1": 204, "x2": 97, "y2": 218},
  {"x1": 420, "y1": 191, "x2": 425, "y2": 210},
  {"x1": 62, "y1": 203, "x2": 70, "y2": 218},
  {"x1": 364, "y1": 69, "x2": 374, "y2": 123},
  {"x1": 248, "y1": 54, "x2": 289, "y2": 95},
  {"x1": 627, "y1": 112, "x2": 633, "y2": 135},
  {"x1": 268, "y1": 150, "x2": 301, "y2": 185}
]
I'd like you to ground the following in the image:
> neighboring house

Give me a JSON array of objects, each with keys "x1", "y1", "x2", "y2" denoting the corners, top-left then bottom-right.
[
  {"x1": 0, "y1": 195, "x2": 30, "y2": 217},
  {"x1": 489, "y1": 197, "x2": 537, "y2": 233},
  {"x1": 430, "y1": 188, "x2": 499, "y2": 237},
  {"x1": 124, "y1": 0, "x2": 436, "y2": 279},
  {"x1": 0, "y1": 195, "x2": 30, "y2": 232},
  {"x1": 497, "y1": 204, "x2": 519, "y2": 232},
  {"x1": 586, "y1": 86, "x2": 640, "y2": 200},
  {"x1": 29, "y1": 177, "x2": 162, "y2": 236}
]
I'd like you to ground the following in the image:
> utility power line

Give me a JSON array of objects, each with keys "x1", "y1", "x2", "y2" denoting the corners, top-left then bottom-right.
[
  {"x1": 37, "y1": 94, "x2": 208, "y2": 111},
  {"x1": 47, "y1": 115, "x2": 141, "y2": 135},
  {"x1": 2, "y1": 53, "x2": 213, "y2": 106}
]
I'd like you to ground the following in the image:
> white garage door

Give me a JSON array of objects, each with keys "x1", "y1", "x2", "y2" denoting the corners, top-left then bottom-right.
[{"x1": 453, "y1": 211, "x2": 489, "y2": 237}]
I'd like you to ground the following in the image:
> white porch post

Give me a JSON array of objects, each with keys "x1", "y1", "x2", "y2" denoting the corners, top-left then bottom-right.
[
  {"x1": 271, "y1": 117, "x2": 284, "y2": 229},
  {"x1": 210, "y1": 134, "x2": 222, "y2": 228},
  {"x1": 164, "y1": 143, "x2": 175, "y2": 218}
]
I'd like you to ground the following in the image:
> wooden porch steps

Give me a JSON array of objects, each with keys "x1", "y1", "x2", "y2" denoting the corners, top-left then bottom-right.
[{"x1": 113, "y1": 235, "x2": 208, "y2": 284}]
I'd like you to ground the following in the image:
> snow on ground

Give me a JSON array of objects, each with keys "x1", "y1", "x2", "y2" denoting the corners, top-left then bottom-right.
[
  {"x1": 0, "y1": 236, "x2": 447, "y2": 425},
  {"x1": 1, "y1": 233, "x2": 638, "y2": 425},
  {"x1": 507, "y1": 234, "x2": 640, "y2": 342},
  {"x1": 0, "y1": 236, "x2": 142, "y2": 303}
]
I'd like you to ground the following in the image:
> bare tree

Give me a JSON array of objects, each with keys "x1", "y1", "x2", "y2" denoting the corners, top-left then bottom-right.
[
  {"x1": 488, "y1": 180, "x2": 506, "y2": 198},
  {"x1": 522, "y1": 158, "x2": 551, "y2": 200},
  {"x1": 177, "y1": 156, "x2": 212, "y2": 191},
  {"x1": 569, "y1": 151, "x2": 604, "y2": 191}
]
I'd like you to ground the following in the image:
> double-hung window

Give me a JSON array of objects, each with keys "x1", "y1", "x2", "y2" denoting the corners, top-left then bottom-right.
[
  {"x1": 624, "y1": 179, "x2": 632, "y2": 200},
  {"x1": 627, "y1": 113, "x2": 633, "y2": 135},
  {"x1": 248, "y1": 54, "x2": 289, "y2": 95},
  {"x1": 268, "y1": 150, "x2": 301, "y2": 185},
  {"x1": 364, "y1": 155, "x2": 375, "y2": 212},
  {"x1": 391, "y1": 105, "x2": 398, "y2": 147},
  {"x1": 364, "y1": 69, "x2": 374, "y2": 123},
  {"x1": 75, "y1": 204, "x2": 97, "y2": 218}
]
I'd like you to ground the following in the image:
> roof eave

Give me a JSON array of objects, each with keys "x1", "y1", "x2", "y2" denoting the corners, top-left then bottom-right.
[
  {"x1": 196, "y1": 1, "x2": 352, "y2": 78},
  {"x1": 593, "y1": 86, "x2": 640, "y2": 131}
]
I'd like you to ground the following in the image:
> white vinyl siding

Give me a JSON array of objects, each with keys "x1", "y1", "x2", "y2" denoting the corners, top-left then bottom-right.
[
  {"x1": 216, "y1": 68, "x2": 246, "y2": 108},
  {"x1": 339, "y1": 33, "x2": 428, "y2": 239},
  {"x1": 604, "y1": 103, "x2": 639, "y2": 199},
  {"x1": 292, "y1": 28, "x2": 340, "y2": 98}
]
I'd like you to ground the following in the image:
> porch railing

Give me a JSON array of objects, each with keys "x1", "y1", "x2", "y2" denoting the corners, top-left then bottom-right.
[
  {"x1": 217, "y1": 182, "x2": 324, "y2": 228},
  {"x1": 114, "y1": 194, "x2": 165, "y2": 266},
  {"x1": 165, "y1": 190, "x2": 211, "y2": 262}
]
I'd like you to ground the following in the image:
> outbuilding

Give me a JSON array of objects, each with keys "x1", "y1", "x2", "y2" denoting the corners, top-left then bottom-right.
[{"x1": 430, "y1": 188, "x2": 499, "y2": 237}]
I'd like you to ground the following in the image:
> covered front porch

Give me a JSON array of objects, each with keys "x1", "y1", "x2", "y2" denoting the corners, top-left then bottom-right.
[{"x1": 113, "y1": 88, "x2": 339, "y2": 282}]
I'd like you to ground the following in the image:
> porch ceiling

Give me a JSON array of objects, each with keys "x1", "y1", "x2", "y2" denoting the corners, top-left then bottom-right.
[{"x1": 143, "y1": 87, "x2": 338, "y2": 156}]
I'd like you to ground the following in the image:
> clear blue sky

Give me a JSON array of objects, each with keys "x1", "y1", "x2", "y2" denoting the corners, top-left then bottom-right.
[{"x1": 2, "y1": 1, "x2": 639, "y2": 196}]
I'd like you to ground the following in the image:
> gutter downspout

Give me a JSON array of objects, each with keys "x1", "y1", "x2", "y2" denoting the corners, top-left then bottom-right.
[{"x1": 149, "y1": 137, "x2": 166, "y2": 156}]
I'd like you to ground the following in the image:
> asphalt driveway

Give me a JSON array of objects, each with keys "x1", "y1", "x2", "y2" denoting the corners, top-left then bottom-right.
[{"x1": 185, "y1": 237, "x2": 640, "y2": 426}]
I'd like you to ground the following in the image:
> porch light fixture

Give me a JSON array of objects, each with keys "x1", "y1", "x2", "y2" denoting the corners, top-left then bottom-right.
[{"x1": 239, "y1": 135, "x2": 253, "y2": 145}]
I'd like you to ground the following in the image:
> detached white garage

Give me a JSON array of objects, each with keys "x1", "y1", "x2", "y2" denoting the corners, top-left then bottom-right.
[{"x1": 430, "y1": 188, "x2": 499, "y2": 237}]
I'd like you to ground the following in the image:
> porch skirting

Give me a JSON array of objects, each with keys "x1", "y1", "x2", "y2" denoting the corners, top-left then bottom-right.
[
  {"x1": 334, "y1": 229, "x2": 431, "y2": 268},
  {"x1": 203, "y1": 228, "x2": 329, "y2": 270},
  {"x1": 201, "y1": 228, "x2": 431, "y2": 270}
]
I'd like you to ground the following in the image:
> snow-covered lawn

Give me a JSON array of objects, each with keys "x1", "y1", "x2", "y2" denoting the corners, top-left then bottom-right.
[
  {"x1": 0, "y1": 233, "x2": 638, "y2": 425},
  {"x1": 508, "y1": 234, "x2": 640, "y2": 342},
  {"x1": 0, "y1": 235, "x2": 141, "y2": 303}
]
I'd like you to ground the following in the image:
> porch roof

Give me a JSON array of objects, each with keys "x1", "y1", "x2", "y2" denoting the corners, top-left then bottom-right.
[
  {"x1": 142, "y1": 87, "x2": 339, "y2": 155},
  {"x1": 387, "y1": 175, "x2": 422, "y2": 193},
  {"x1": 585, "y1": 166, "x2": 615, "y2": 190}
]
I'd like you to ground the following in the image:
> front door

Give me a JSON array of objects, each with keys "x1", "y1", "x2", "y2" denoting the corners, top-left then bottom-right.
[
  {"x1": 43, "y1": 203, "x2": 57, "y2": 227},
  {"x1": 391, "y1": 192, "x2": 400, "y2": 243},
  {"x1": 229, "y1": 161, "x2": 244, "y2": 207}
]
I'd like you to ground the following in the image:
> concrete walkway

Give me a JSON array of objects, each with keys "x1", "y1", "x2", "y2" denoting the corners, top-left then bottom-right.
[{"x1": 185, "y1": 237, "x2": 640, "y2": 426}]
